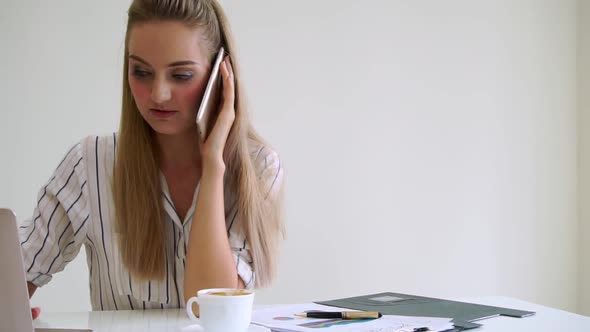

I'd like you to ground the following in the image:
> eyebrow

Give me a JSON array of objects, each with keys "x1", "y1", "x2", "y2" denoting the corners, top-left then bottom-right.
[{"x1": 128, "y1": 54, "x2": 200, "y2": 67}]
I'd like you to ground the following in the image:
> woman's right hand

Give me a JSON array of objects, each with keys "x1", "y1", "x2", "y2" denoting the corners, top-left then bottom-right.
[{"x1": 31, "y1": 307, "x2": 41, "y2": 320}]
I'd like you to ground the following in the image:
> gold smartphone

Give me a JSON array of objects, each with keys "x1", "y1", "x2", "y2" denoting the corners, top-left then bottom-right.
[{"x1": 196, "y1": 47, "x2": 226, "y2": 142}]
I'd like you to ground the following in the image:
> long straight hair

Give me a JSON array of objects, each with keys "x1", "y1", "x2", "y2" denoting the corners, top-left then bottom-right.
[{"x1": 113, "y1": 0, "x2": 284, "y2": 287}]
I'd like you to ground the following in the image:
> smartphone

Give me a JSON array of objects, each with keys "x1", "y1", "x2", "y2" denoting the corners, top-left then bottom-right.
[{"x1": 196, "y1": 47, "x2": 226, "y2": 142}]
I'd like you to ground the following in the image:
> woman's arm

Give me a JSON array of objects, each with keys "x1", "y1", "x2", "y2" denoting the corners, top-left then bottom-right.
[
  {"x1": 183, "y1": 164, "x2": 245, "y2": 301},
  {"x1": 183, "y1": 57, "x2": 244, "y2": 302},
  {"x1": 20, "y1": 141, "x2": 89, "y2": 319}
]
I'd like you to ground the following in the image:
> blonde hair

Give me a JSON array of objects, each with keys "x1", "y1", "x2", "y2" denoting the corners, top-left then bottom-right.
[{"x1": 113, "y1": 0, "x2": 284, "y2": 287}]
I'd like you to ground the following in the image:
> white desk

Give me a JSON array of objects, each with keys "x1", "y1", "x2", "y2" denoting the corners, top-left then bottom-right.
[
  {"x1": 457, "y1": 296, "x2": 590, "y2": 331},
  {"x1": 34, "y1": 296, "x2": 590, "y2": 331}
]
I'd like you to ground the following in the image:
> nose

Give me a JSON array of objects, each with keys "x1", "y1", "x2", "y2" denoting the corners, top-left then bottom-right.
[{"x1": 150, "y1": 77, "x2": 171, "y2": 104}]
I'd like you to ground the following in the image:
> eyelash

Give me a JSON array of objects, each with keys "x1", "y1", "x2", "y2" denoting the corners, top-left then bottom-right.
[
  {"x1": 132, "y1": 68, "x2": 151, "y2": 79},
  {"x1": 173, "y1": 74, "x2": 193, "y2": 81},
  {"x1": 131, "y1": 68, "x2": 193, "y2": 82}
]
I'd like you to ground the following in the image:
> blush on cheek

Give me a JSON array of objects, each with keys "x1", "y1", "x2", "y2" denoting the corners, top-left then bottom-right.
[
  {"x1": 128, "y1": 79, "x2": 150, "y2": 107},
  {"x1": 178, "y1": 85, "x2": 205, "y2": 112}
]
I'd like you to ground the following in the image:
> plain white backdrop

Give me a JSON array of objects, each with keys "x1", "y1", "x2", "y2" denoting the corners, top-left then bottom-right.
[
  {"x1": 1, "y1": 0, "x2": 587, "y2": 314},
  {"x1": 579, "y1": 0, "x2": 590, "y2": 316}
]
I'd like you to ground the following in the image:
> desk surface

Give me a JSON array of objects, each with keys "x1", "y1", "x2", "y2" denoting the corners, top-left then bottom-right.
[{"x1": 34, "y1": 296, "x2": 590, "y2": 332}]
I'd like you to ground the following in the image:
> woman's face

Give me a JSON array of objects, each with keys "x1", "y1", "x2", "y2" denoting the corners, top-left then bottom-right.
[{"x1": 127, "y1": 21, "x2": 212, "y2": 137}]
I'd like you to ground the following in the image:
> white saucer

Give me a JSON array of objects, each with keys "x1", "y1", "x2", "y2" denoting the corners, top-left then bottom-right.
[{"x1": 181, "y1": 323, "x2": 270, "y2": 332}]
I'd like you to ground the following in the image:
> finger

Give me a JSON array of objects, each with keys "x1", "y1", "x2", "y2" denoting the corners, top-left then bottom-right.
[
  {"x1": 211, "y1": 59, "x2": 235, "y2": 137},
  {"x1": 209, "y1": 101, "x2": 235, "y2": 148},
  {"x1": 203, "y1": 58, "x2": 236, "y2": 147},
  {"x1": 221, "y1": 58, "x2": 235, "y2": 110},
  {"x1": 227, "y1": 57, "x2": 235, "y2": 81},
  {"x1": 217, "y1": 103, "x2": 236, "y2": 133},
  {"x1": 32, "y1": 307, "x2": 41, "y2": 320},
  {"x1": 219, "y1": 56, "x2": 229, "y2": 78}
]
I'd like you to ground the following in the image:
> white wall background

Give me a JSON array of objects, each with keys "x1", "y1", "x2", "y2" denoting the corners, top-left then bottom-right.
[
  {"x1": 0, "y1": 0, "x2": 582, "y2": 313},
  {"x1": 579, "y1": 0, "x2": 590, "y2": 316}
]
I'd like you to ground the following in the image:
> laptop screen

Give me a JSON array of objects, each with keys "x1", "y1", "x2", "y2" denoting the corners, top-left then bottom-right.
[{"x1": 0, "y1": 208, "x2": 36, "y2": 332}]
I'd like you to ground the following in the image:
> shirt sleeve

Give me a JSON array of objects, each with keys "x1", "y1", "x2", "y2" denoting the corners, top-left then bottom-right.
[
  {"x1": 228, "y1": 224, "x2": 255, "y2": 289},
  {"x1": 226, "y1": 146, "x2": 284, "y2": 289},
  {"x1": 19, "y1": 142, "x2": 91, "y2": 287},
  {"x1": 259, "y1": 148, "x2": 284, "y2": 201}
]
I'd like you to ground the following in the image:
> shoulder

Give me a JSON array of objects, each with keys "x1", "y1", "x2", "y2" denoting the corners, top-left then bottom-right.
[
  {"x1": 248, "y1": 139, "x2": 283, "y2": 196},
  {"x1": 54, "y1": 133, "x2": 117, "y2": 182},
  {"x1": 77, "y1": 133, "x2": 117, "y2": 158},
  {"x1": 46, "y1": 135, "x2": 113, "y2": 198},
  {"x1": 249, "y1": 139, "x2": 281, "y2": 175}
]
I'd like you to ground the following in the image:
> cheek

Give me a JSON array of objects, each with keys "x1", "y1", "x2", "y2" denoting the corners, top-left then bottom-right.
[
  {"x1": 128, "y1": 79, "x2": 150, "y2": 107},
  {"x1": 177, "y1": 84, "x2": 205, "y2": 112}
]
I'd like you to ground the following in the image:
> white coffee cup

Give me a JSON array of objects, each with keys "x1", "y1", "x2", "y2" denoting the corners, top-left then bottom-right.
[{"x1": 186, "y1": 288, "x2": 255, "y2": 332}]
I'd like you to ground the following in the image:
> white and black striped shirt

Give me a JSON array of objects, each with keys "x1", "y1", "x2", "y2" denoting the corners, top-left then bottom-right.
[{"x1": 19, "y1": 134, "x2": 283, "y2": 311}]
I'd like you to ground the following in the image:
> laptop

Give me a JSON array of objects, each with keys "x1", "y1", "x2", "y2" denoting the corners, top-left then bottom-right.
[{"x1": 0, "y1": 208, "x2": 92, "y2": 332}]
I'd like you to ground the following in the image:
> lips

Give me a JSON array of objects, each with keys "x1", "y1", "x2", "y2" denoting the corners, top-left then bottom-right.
[
  {"x1": 151, "y1": 108, "x2": 176, "y2": 113},
  {"x1": 150, "y1": 109, "x2": 178, "y2": 119}
]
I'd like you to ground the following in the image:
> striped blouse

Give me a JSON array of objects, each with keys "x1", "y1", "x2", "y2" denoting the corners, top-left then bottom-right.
[{"x1": 18, "y1": 134, "x2": 283, "y2": 311}]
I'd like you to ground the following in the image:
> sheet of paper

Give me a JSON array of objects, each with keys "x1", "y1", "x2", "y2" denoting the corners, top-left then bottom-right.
[{"x1": 252, "y1": 303, "x2": 454, "y2": 332}]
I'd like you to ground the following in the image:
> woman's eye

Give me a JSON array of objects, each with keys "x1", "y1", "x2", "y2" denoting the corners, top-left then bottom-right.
[
  {"x1": 132, "y1": 69, "x2": 152, "y2": 79},
  {"x1": 173, "y1": 73, "x2": 193, "y2": 81}
]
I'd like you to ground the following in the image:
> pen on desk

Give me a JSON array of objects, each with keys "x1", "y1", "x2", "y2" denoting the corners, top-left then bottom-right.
[{"x1": 294, "y1": 311, "x2": 383, "y2": 319}]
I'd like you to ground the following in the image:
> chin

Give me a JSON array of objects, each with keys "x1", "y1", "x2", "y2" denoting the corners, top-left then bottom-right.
[
  {"x1": 141, "y1": 117, "x2": 173, "y2": 132},
  {"x1": 147, "y1": 122, "x2": 197, "y2": 137}
]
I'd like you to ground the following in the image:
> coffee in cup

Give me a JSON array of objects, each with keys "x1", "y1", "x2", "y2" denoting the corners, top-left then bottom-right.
[{"x1": 186, "y1": 288, "x2": 254, "y2": 332}]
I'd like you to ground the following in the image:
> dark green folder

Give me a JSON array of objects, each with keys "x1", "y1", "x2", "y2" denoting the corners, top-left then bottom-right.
[{"x1": 316, "y1": 292, "x2": 535, "y2": 330}]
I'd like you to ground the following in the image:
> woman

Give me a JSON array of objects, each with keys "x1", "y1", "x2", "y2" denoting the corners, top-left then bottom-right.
[{"x1": 20, "y1": 0, "x2": 284, "y2": 317}]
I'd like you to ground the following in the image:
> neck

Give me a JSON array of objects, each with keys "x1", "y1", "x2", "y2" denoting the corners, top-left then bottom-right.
[{"x1": 155, "y1": 130, "x2": 201, "y2": 172}]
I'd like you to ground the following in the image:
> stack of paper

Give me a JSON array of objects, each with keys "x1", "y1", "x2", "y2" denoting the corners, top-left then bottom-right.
[{"x1": 252, "y1": 303, "x2": 455, "y2": 332}]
